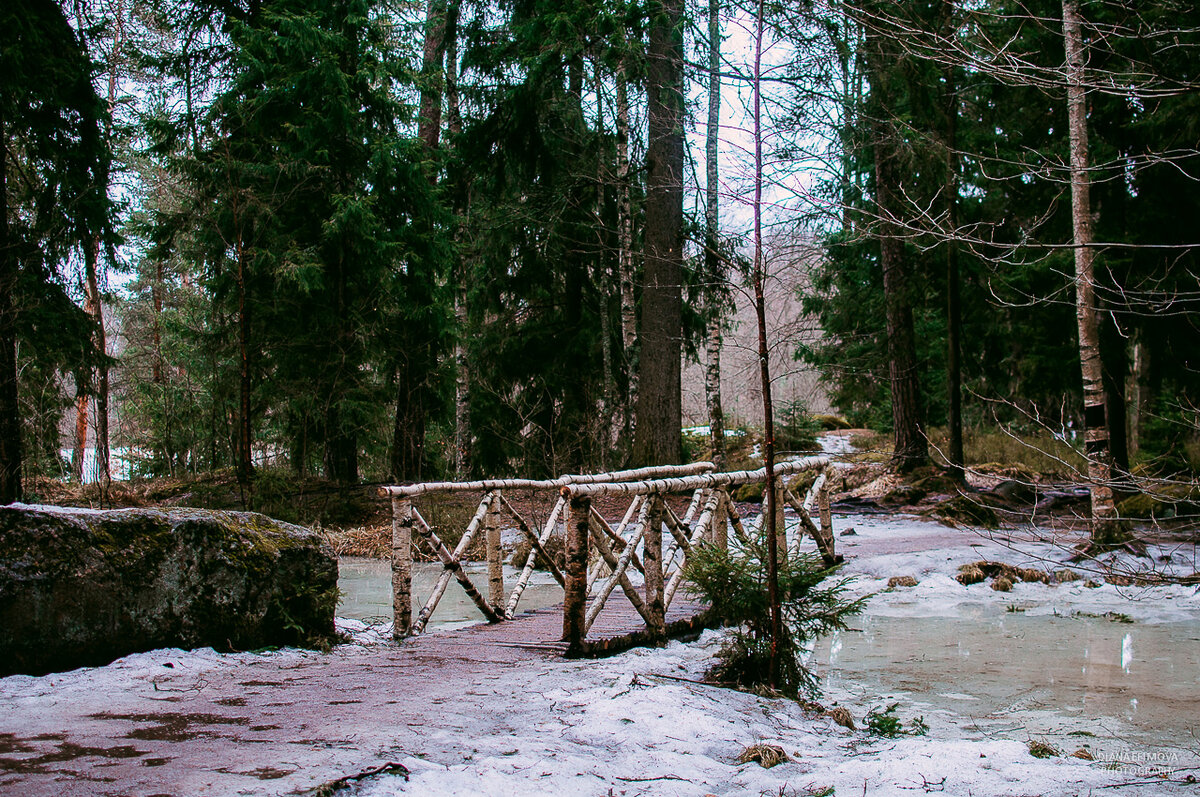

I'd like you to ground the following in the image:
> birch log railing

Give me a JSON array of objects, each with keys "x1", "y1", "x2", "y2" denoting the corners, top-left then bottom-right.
[
  {"x1": 380, "y1": 457, "x2": 843, "y2": 651},
  {"x1": 557, "y1": 456, "x2": 841, "y2": 654},
  {"x1": 381, "y1": 463, "x2": 716, "y2": 639}
]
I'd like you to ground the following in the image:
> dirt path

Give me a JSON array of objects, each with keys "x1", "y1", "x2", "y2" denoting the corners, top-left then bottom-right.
[{"x1": 0, "y1": 599, "x2": 706, "y2": 797}]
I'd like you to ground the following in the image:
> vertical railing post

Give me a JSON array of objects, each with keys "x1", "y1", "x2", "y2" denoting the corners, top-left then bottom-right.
[
  {"x1": 818, "y1": 476, "x2": 833, "y2": 544},
  {"x1": 486, "y1": 491, "x2": 504, "y2": 615},
  {"x1": 644, "y1": 494, "x2": 666, "y2": 638},
  {"x1": 563, "y1": 491, "x2": 591, "y2": 653},
  {"x1": 391, "y1": 496, "x2": 413, "y2": 639},
  {"x1": 714, "y1": 487, "x2": 729, "y2": 550},
  {"x1": 816, "y1": 468, "x2": 839, "y2": 566}
]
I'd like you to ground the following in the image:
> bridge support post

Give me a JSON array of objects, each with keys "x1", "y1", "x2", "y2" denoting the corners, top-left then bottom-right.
[
  {"x1": 486, "y1": 493, "x2": 504, "y2": 616},
  {"x1": 644, "y1": 494, "x2": 666, "y2": 638},
  {"x1": 563, "y1": 492, "x2": 591, "y2": 653},
  {"x1": 391, "y1": 497, "x2": 414, "y2": 639}
]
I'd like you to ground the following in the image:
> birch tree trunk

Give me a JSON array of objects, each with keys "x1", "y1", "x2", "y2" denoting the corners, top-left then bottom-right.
[
  {"x1": 704, "y1": 0, "x2": 727, "y2": 471},
  {"x1": 1062, "y1": 0, "x2": 1119, "y2": 542},
  {"x1": 616, "y1": 63, "x2": 638, "y2": 448}
]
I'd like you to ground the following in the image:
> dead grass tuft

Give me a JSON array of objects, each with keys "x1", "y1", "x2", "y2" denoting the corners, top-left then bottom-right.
[
  {"x1": 737, "y1": 743, "x2": 790, "y2": 768},
  {"x1": 825, "y1": 706, "x2": 855, "y2": 730}
]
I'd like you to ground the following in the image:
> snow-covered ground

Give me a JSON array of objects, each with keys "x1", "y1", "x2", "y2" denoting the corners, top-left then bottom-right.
[
  {"x1": 343, "y1": 631, "x2": 1183, "y2": 797},
  {"x1": 2, "y1": 511, "x2": 1198, "y2": 796}
]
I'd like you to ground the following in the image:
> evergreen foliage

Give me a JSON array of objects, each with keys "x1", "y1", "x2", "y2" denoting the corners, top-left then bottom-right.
[
  {"x1": 0, "y1": 0, "x2": 114, "y2": 498},
  {"x1": 685, "y1": 538, "x2": 864, "y2": 698}
]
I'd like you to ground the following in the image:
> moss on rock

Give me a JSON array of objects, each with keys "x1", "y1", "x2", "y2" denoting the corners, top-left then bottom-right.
[{"x1": 0, "y1": 505, "x2": 337, "y2": 676}]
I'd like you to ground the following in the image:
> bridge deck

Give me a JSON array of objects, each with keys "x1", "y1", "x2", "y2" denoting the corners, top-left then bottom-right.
[{"x1": 0, "y1": 593, "x2": 713, "y2": 797}]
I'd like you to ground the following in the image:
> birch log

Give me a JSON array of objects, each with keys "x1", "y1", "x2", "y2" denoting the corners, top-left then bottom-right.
[
  {"x1": 391, "y1": 497, "x2": 414, "y2": 639},
  {"x1": 414, "y1": 491, "x2": 495, "y2": 632},
  {"x1": 505, "y1": 495, "x2": 565, "y2": 618},
  {"x1": 413, "y1": 502, "x2": 501, "y2": 632},
  {"x1": 643, "y1": 495, "x2": 666, "y2": 637},
  {"x1": 497, "y1": 494, "x2": 566, "y2": 591},
  {"x1": 588, "y1": 494, "x2": 653, "y2": 629},
  {"x1": 585, "y1": 524, "x2": 652, "y2": 632},
  {"x1": 383, "y1": 462, "x2": 714, "y2": 498},
  {"x1": 485, "y1": 496, "x2": 504, "y2": 615},
  {"x1": 563, "y1": 494, "x2": 591, "y2": 651},
  {"x1": 664, "y1": 489, "x2": 722, "y2": 608},
  {"x1": 560, "y1": 457, "x2": 829, "y2": 499}
]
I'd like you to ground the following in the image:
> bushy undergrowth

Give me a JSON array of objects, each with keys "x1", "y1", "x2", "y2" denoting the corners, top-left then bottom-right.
[{"x1": 685, "y1": 536, "x2": 864, "y2": 698}]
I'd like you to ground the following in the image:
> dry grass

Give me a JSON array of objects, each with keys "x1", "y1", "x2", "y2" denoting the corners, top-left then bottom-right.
[
  {"x1": 932, "y1": 427, "x2": 1087, "y2": 479},
  {"x1": 317, "y1": 524, "x2": 391, "y2": 558},
  {"x1": 737, "y1": 743, "x2": 790, "y2": 768}
]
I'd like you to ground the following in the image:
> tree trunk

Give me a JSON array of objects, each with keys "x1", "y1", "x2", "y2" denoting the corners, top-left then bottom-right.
[
  {"x1": 633, "y1": 0, "x2": 684, "y2": 467},
  {"x1": 615, "y1": 63, "x2": 637, "y2": 447},
  {"x1": 84, "y1": 242, "x2": 111, "y2": 493},
  {"x1": 447, "y1": 0, "x2": 470, "y2": 479},
  {"x1": 391, "y1": 0, "x2": 448, "y2": 483},
  {"x1": 750, "y1": 0, "x2": 781, "y2": 691},
  {"x1": 72, "y1": 1, "x2": 125, "y2": 491},
  {"x1": 942, "y1": 0, "x2": 964, "y2": 478},
  {"x1": 1103, "y1": 316, "x2": 1129, "y2": 476},
  {"x1": 72, "y1": 387, "x2": 88, "y2": 483},
  {"x1": 704, "y1": 0, "x2": 726, "y2": 471},
  {"x1": 0, "y1": 108, "x2": 22, "y2": 504},
  {"x1": 235, "y1": 235, "x2": 254, "y2": 491},
  {"x1": 390, "y1": 358, "x2": 426, "y2": 482},
  {"x1": 865, "y1": 27, "x2": 928, "y2": 474},
  {"x1": 1062, "y1": 0, "x2": 1119, "y2": 541},
  {"x1": 1126, "y1": 329, "x2": 1148, "y2": 457},
  {"x1": 418, "y1": 0, "x2": 447, "y2": 155},
  {"x1": 324, "y1": 407, "x2": 358, "y2": 484}
]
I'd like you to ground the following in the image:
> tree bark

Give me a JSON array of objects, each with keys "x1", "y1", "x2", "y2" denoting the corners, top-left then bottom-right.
[
  {"x1": 447, "y1": 0, "x2": 470, "y2": 479},
  {"x1": 418, "y1": 0, "x2": 447, "y2": 155},
  {"x1": 83, "y1": 241, "x2": 111, "y2": 493},
  {"x1": 1062, "y1": 0, "x2": 1119, "y2": 541},
  {"x1": 616, "y1": 62, "x2": 637, "y2": 448},
  {"x1": 750, "y1": 0, "x2": 781, "y2": 691},
  {"x1": 942, "y1": 0, "x2": 964, "y2": 478},
  {"x1": 235, "y1": 233, "x2": 254, "y2": 491},
  {"x1": 865, "y1": 26, "x2": 928, "y2": 474},
  {"x1": 704, "y1": 0, "x2": 726, "y2": 471},
  {"x1": 0, "y1": 108, "x2": 22, "y2": 504},
  {"x1": 72, "y1": 386, "x2": 88, "y2": 483},
  {"x1": 633, "y1": 0, "x2": 684, "y2": 467}
]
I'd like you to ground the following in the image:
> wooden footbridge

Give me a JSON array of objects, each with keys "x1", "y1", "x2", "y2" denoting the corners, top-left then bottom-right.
[{"x1": 381, "y1": 457, "x2": 842, "y2": 655}]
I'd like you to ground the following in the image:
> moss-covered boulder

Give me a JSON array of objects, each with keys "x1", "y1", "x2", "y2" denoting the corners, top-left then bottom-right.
[{"x1": 0, "y1": 505, "x2": 338, "y2": 676}]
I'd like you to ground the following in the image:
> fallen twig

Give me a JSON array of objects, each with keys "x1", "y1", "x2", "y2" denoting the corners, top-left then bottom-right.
[{"x1": 305, "y1": 761, "x2": 410, "y2": 796}]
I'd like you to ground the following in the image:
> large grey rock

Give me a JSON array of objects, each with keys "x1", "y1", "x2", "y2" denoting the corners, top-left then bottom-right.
[{"x1": 0, "y1": 505, "x2": 338, "y2": 676}]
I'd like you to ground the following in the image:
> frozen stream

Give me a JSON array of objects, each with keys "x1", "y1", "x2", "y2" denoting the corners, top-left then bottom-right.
[
  {"x1": 813, "y1": 603, "x2": 1200, "y2": 770},
  {"x1": 337, "y1": 557, "x2": 563, "y2": 626}
]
